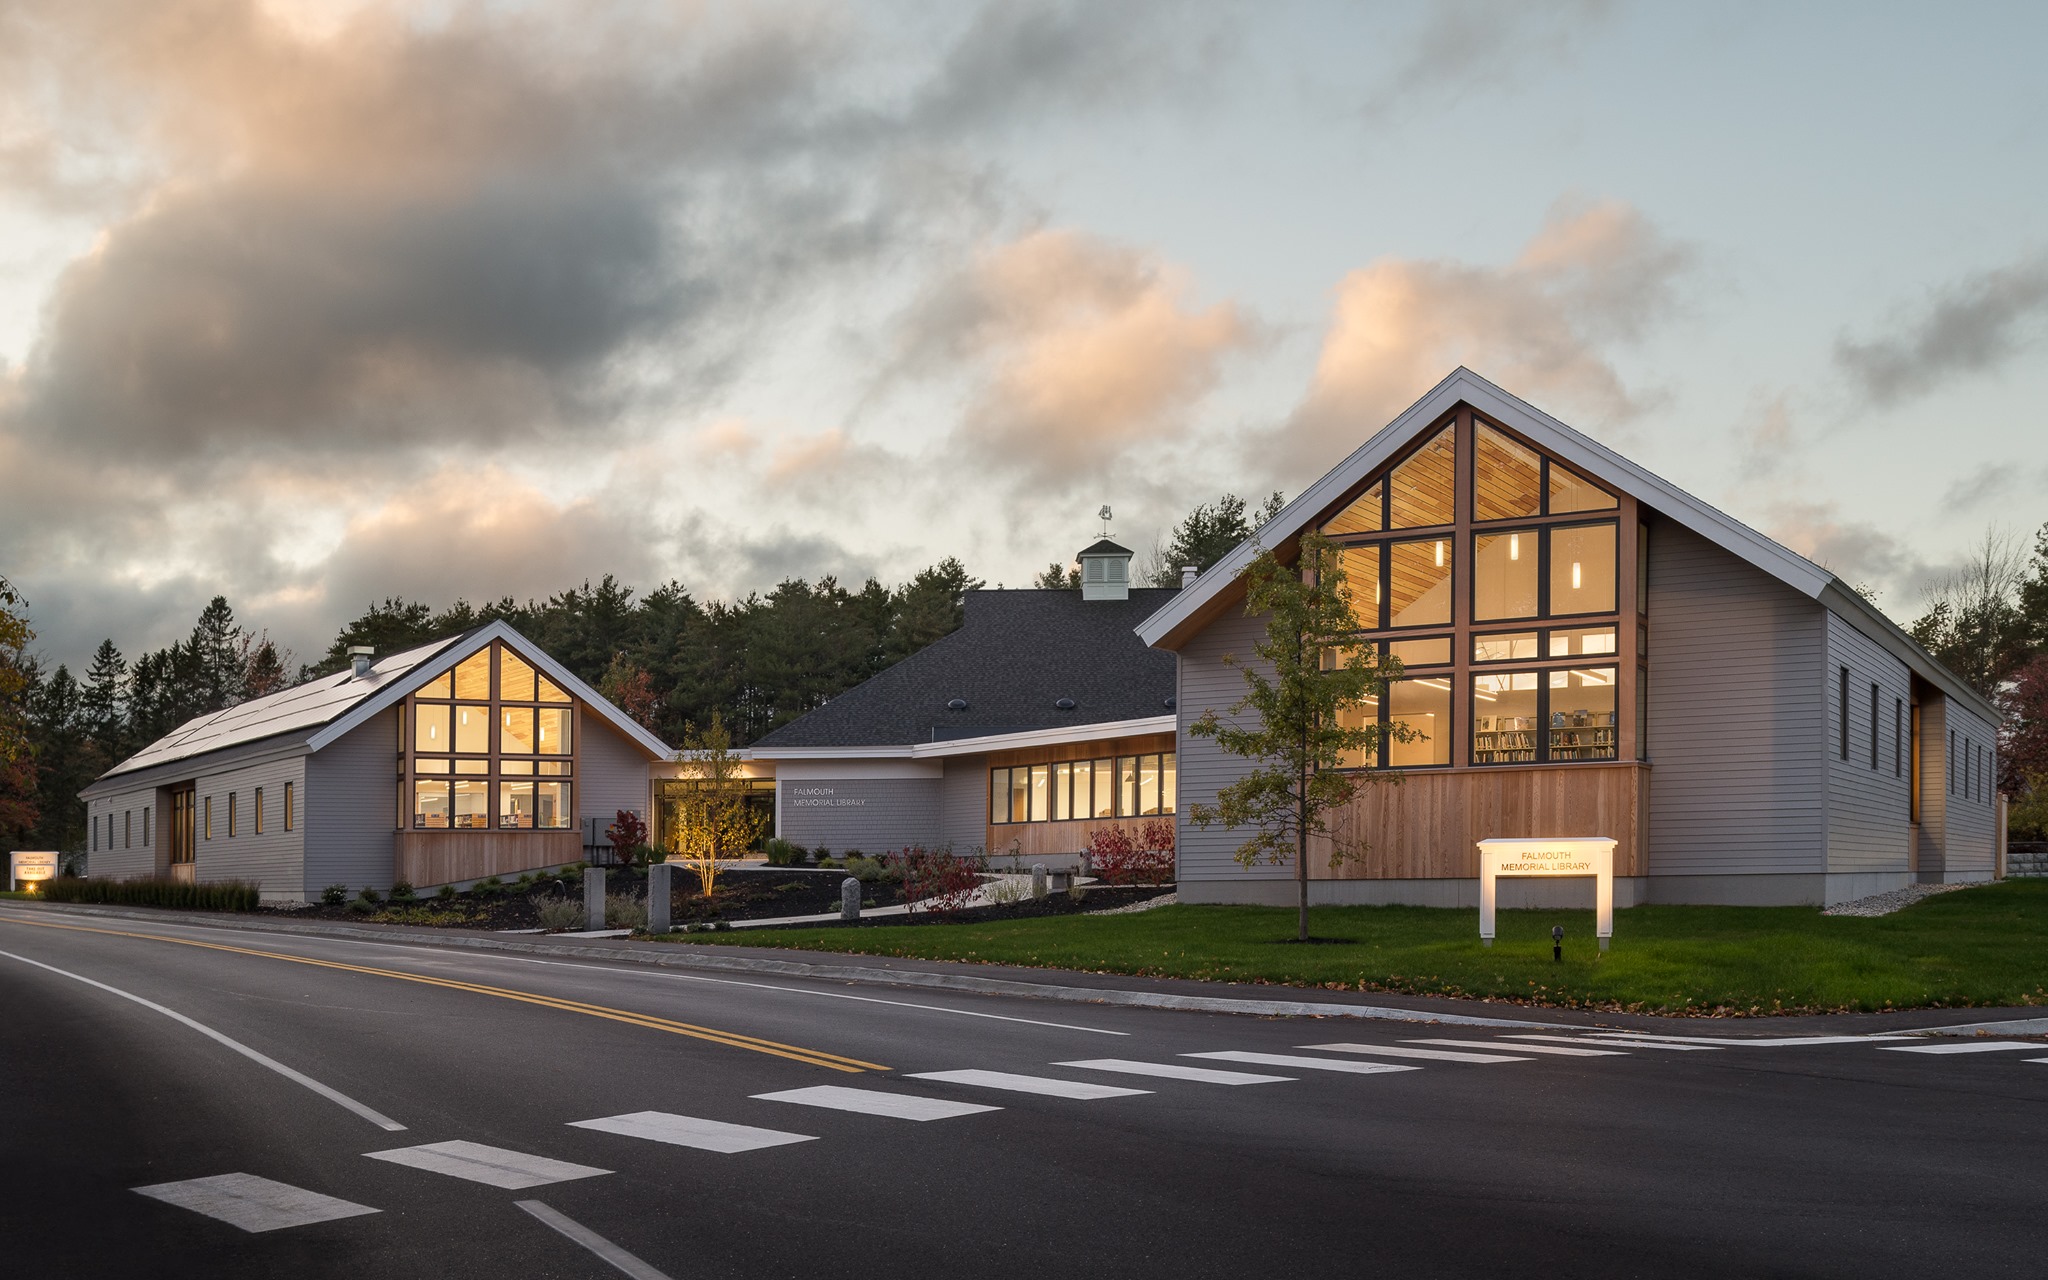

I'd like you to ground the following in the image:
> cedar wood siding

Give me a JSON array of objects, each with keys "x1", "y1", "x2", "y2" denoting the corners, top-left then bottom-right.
[
  {"x1": 85, "y1": 788, "x2": 159, "y2": 880},
  {"x1": 578, "y1": 716, "x2": 652, "y2": 832},
  {"x1": 1943, "y1": 696, "x2": 1999, "y2": 877},
  {"x1": 193, "y1": 755, "x2": 309, "y2": 899},
  {"x1": 1175, "y1": 606, "x2": 1287, "y2": 883},
  {"x1": 1645, "y1": 521, "x2": 1826, "y2": 875},
  {"x1": 1916, "y1": 696, "x2": 1950, "y2": 876},
  {"x1": 940, "y1": 755, "x2": 990, "y2": 852},
  {"x1": 304, "y1": 709, "x2": 401, "y2": 897},
  {"x1": 1823, "y1": 611, "x2": 1913, "y2": 875}
]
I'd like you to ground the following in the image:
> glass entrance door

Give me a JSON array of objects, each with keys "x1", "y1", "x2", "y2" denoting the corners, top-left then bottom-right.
[{"x1": 170, "y1": 787, "x2": 195, "y2": 869}]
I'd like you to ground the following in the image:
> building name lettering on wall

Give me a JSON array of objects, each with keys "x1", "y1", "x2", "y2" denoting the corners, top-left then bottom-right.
[{"x1": 790, "y1": 787, "x2": 867, "y2": 809}]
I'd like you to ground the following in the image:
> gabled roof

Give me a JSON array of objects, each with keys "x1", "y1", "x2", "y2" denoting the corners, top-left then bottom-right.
[
  {"x1": 751, "y1": 588, "x2": 1180, "y2": 750},
  {"x1": 84, "y1": 620, "x2": 670, "y2": 796},
  {"x1": 1078, "y1": 539, "x2": 1133, "y2": 557},
  {"x1": 1139, "y1": 367, "x2": 1998, "y2": 722}
]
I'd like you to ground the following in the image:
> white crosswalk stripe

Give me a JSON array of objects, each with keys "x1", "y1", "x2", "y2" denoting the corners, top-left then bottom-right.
[
  {"x1": 133, "y1": 1173, "x2": 379, "y2": 1233},
  {"x1": 1303, "y1": 1042, "x2": 1533, "y2": 1063},
  {"x1": 753, "y1": 1085, "x2": 1001, "y2": 1121},
  {"x1": 1879, "y1": 1041, "x2": 2044, "y2": 1055},
  {"x1": 570, "y1": 1111, "x2": 817, "y2": 1154},
  {"x1": 364, "y1": 1140, "x2": 610, "y2": 1189},
  {"x1": 906, "y1": 1069, "x2": 1150, "y2": 1099},
  {"x1": 1057, "y1": 1058, "x2": 1295, "y2": 1085},
  {"x1": 1505, "y1": 1034, "x2": 1719, "y2": 1051},
  {"x1": 1185, "y1": 1051, "x2": 1419, "y2": 1076},
  {"x1": 1408, "y1": 1038, "x2": 1627, "y2": 1057}
]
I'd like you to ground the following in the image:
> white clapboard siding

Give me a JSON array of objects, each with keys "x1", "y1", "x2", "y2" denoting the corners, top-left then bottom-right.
[
  {"x1": 1823, "y1": 611, "x2": 1914, "y2": 875},
  {"x1": 1646, "y1": 521, "x2": 1826, "y2": 875},
  {"x1": 1175, "y1": 607, "x2": 1286, "y2": 884},
  {"x1": 939, "y1": 754, "x2": 990, "y2": 853},
  {"x1": 578, "y1": 717, "x2": 654, "y2": 835},
  {"x1": 193, "y1": 754, "x2": 309, "y2": 900},
  {"x1": 304, "y1": 709, "x2": 401, "y2": 896}
]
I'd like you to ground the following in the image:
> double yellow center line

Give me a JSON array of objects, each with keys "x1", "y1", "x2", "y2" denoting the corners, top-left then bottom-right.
[{"x1": 1, "y1": 917, "x2": 886, "y2": 1073}]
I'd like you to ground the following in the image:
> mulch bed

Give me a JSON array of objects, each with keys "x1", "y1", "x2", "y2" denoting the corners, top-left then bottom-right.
[
  {"x1": 262, "y1": 866, "x2": 913, "y2": 931},
  {"x1": 742, "y1": 884, "x2": 1175, "y2": 930}
]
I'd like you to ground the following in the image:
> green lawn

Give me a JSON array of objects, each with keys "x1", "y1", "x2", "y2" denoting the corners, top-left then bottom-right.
[{"x1": 669, "y1": 879, "x2": 2048, "y2": 1014}]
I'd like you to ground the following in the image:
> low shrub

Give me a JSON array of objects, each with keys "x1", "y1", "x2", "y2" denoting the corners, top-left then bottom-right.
[
  {"x1": 473, "y1": 876, "x2": 505, "y2": 898},
  {"x1": 1087, "y1": 818, "x2": 1176, "y2": 886},
  {"x1": 887, "y1": 845, "x2": 986, "y2": 915},
  {"x1": 812, "y1": 844, "x2": 832, "y2": 862},
  {"x1": 357, "y1": 886, "x2": 381, "y2": 905},
  {"x1": 762, "y1": 838, "x2": 804, "y2": 866},
  {"x1": 320, "y1": 883, "x2": 348, "y2": 906},
  {"x1": 37, "y1": 876, "x2": 261, "y2": 913},
  {"x1": 346, "y1": 898, "x2": 376, "y2": 915},
  {"x1": 606, "y1": 892, "x2": 648, "y2": 931},
  {"x1": 535, "y1": 894, "x2": 586, "y2": 931},
  {"x1": 436, "y1": 883, "x2": 457, "y2": 901},
  {"x1": 388, "y1": 880, "x2": 417, "y2": 903},
  {"x1": 983, "y1": 876, "x2": 1029, "y2": 906}
]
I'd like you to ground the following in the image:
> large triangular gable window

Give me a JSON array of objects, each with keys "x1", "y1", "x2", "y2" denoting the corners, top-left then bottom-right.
[{"x1": 1319, "y1": 423, "x2": 1459, "y2": 535}]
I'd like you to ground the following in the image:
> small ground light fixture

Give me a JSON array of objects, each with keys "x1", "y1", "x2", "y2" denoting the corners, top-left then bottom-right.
[{"x1": 1552, "y1": 924, "x2": 1564, "y2": 961}]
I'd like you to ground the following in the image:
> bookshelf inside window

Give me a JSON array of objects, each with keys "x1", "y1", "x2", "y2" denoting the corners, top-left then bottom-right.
[{"x1": 1472, "y1": 666, "x2": 1618, "y2": 764}]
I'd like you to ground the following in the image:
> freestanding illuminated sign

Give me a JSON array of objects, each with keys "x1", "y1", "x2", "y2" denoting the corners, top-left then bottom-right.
[
  {"x1": 1477, "y1": 837, "x2": 1615, "y2": 951},
  {"x1": 8, "y1": 851, "x2": 59, "y2": 892}
]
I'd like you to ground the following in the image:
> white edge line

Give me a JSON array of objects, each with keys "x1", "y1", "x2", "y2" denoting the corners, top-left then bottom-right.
[
  {"x1": 515, "y1": 1199, "x2": 674, "y2": 1280},
  {"x1": 13, "y1": 913, "x2": 1131, "y2": 1036},
  {"x1": 0, "y1": 946, "x2": 407, "y2": 1132}
]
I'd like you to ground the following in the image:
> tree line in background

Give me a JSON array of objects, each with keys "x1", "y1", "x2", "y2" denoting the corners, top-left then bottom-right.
[{"x1": 9, "y1": 502, "x2": 2047, "y2": 857}]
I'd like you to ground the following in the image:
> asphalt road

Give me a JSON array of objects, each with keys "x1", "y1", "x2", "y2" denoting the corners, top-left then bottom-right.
[{"x1": 3, "y1": 905, "x2": 2045, "y2": 1279}]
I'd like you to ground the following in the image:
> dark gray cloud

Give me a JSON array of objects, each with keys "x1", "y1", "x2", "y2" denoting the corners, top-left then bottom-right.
[
  {"x1": 1835, "y1": 257, "x2": 2048, "y2": 406},
  {"x1": 1, "y1": 0, "x2": 1226, "y2": 670}
]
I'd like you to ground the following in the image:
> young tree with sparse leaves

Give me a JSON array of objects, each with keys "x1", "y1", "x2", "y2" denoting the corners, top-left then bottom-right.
[
  {"x1": 0, "y1": 575, "x2": 41, "y2": 840},
  {"x1": 1188, "y1": 532, "x2": 1407, "y2": 942},
  {"x1": 667, "y1": 712, "x2": 767, "y2": 898}
]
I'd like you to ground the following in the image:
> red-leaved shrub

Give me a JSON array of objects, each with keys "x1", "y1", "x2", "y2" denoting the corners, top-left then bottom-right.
[
  {"x1": 1087, "y1": 819, "x2": 1176, "y2": 886},
  {"x1": 887, "y1": 845, "x2": 986, "y2": 914},
  {"x1": 606, "y1": 809, "x2": 649, "y2": 864}
]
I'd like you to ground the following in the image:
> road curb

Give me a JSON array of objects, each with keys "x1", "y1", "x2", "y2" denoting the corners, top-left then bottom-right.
[{"x1": 0, "y1": 902, "x2": 1557, "y2": 1028}]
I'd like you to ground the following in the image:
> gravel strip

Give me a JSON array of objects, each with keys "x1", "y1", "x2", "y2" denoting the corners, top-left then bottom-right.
[
  {"x1": 1088, "y1": 890, "x2": 1178, "y2": 916},
  {"x1": 1821, "y1": 881, "x2": 1975, "y2": 917}
]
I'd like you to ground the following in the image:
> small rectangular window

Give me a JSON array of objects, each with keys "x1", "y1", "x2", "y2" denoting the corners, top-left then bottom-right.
[
  {"x1": 284, "y1": 782, "x2": 295, "y2": 832},
  {"x1": 255, "y1": 787, "x2": 265, "y2": 835},
  {"x1": 1948, "y1": 729, "x2": 1955, "y2": 794},
  {"x1": 1028, "y1": 764, "x2": 1050, "y2": 823},
  {"x1": 1051, "y1": 762, "x2": 1072, "y2": 822},
  {"x1": 1473, "y1": 631, "x2": 1539, "y2": 663},
  {"x1": 1119, "y1": 757, "x2": 1139, "y2": 816},
  {"x1": 125, "y1": 810, "x2": 132, "y2": 848},
  {"x1": 1893, "y1": 699, "x2": 1902, "y2": 777},
  {"x1": 205, "y1": 795, "x2": 213, "y2": 840},
  {"x1": 1161, "y1": 753, "x2": 1177, "y2": 812},
  {"x1": 144, "y1": 808, "x2": 151, "y2": 846},
  {"x1": 989, "y1": 769, "x2": 1007, "y2": 825},
  {"x1": 1869, "y1": 684, "x2": 1879, "y2": 769},
  {"x1": 1838, "y1": 668, "x2": 1850, "y2": 761},
  {"x1": 228, "y1": 792, "x2": 238, "y2": 837},
  {"x1": 1138, "y1": 755, "x2": 1161, "y2": 814},
  {"x1": 1009, "y1": 768, "x2": 1031, "y2": 824}
]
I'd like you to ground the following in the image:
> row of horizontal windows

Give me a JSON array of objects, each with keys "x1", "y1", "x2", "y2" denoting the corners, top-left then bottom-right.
[
  {"x1": 1333, "y1": 668, "x2": 1623, "y2": 769},
  {"x1": 990, "y1": 754, "x2": 1177, "y2": 825},
  {"x1": 413, "y1": 779, "x2": 573, "y2": 830},
  {"x1": 1948, "y1": 729, "x2": 1994, "y2": 805},
  {"x1": 1329, "y1": 625, "x2": 1625, "y2": 673},
  {"x1": 407, "y1": 705, "x2": 571, "y2": 756},
  {"x1": 154, "y1": 783, "x2": 298, "y2": 843},
  {"x1": 1328, "y1": 521, "x2": 1620, "y2": 631},
  {"x1": 92, "y1": 808, "x2": 153, "y2": 851}
]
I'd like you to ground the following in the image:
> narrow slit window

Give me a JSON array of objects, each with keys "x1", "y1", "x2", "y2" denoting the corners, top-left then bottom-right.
[
  {"x1": 255, "y1": 787, "x2": 265, "y2": 834},
  {"x1": 1869, "y1": 684, "x2": 1879, "y2": 770},
  {"x1": 1839, "y1": 668, "x2": 1850, "y2": 761},
  {"x1": 285, "y1": 781, "x2": 295, "y2": 831}
]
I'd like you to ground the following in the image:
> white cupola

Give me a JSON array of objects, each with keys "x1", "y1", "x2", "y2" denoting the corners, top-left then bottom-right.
[{"x1": 1077, "y1": 538, "x2": 1133, "y2": 601}]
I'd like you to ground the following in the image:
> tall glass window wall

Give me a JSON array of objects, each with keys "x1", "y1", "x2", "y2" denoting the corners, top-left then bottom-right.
[
  {"x1": 408, "y1": 644, "x2": 575, "y2": 829},
  {"x1": 1320, "y1": 414, "x2": 1634, "y2": 770}
]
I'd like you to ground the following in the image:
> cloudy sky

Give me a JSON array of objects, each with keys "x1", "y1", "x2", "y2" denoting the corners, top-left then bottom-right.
[{"x1": 4, "y1": 0, "x2": 2045, "y2": 672}]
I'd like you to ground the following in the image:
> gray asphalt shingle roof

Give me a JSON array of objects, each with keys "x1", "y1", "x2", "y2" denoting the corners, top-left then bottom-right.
[{"x1": 752, "y1": 588, "x2": 1180, "y2": 749}]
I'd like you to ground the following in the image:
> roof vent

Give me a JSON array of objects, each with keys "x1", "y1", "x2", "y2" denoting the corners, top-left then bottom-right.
[
  {"x1": 347, "y1": 646, "x2": 375, "y2": 679},
  {"x1": 1055, "y1": 697, "x2": 1076, "y2": 711},
  {"x1": 947, "y1": 698, "x2": 969, "y2": 711},
  {"x1": 1163, "y1": 696, "x2": 1176, "y2": 710}
]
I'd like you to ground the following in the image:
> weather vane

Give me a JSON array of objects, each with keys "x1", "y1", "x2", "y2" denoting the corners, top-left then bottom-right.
[{"x1": 1098, "y1": 504, "x2": 1112, "y2": 536}]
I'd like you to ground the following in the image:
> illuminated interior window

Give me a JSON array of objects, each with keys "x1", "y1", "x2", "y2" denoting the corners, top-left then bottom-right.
[
  {"x1": 453, "y1": 650, "x2": 492, "y2": 701},
  {"x1": 1474, "y1": 424, "x2": 1543, "y2": 520},
  {"x1": 1388, "y1": 539, "x2": 1452, "y2": 627},
  {"x1": 454, "y1": 704, "x2": 489, "y2": 754},
  {"x1": 413, "y1": 704, "x2": 450, "y2": 752},
  {"x1": 1322, "y1": 479, "x2": 1385, "y2": 535},
  {"x1": 1548, "y1": 463, "x2": 1617, "y2": 514},
  {"x1": 1388, "y1": 426, "x2": 1457, "y2": 528},
  {"x1": 1390, "y1": 678, "x2": 1452, "y2": 766},
  {"x1": 1387, "y1": 636, "x2": 1451, "y2": 666},
  {"x1": 1473, "y1": 529, "x2": 1539, "y2": 620},
  {"x1": 1550, "y1": 524, "x2": 1617, "y2": 614},
  {"x1": 538, "y1": 676, "x2": 571, "y2": 704},
  {"x1": 500, "y1": 650, "x2": 538, "y2": 702},
  {"x1": 419, "y1": 671, "x2": 453, "y2": 698},
  {"x1": 1335, "y1": 545, "x2": 1381, "y2": 626}
]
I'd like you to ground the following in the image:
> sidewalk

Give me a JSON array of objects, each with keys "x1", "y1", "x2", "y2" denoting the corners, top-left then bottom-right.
[{"x1": 4, "y1": 898, "x2": 2040, "y2": 1036}]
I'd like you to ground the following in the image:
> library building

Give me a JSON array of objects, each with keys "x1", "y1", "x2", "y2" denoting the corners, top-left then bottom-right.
[{"x1": 1148, "y1": 368, "x2": 2005, "y2": 908}]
